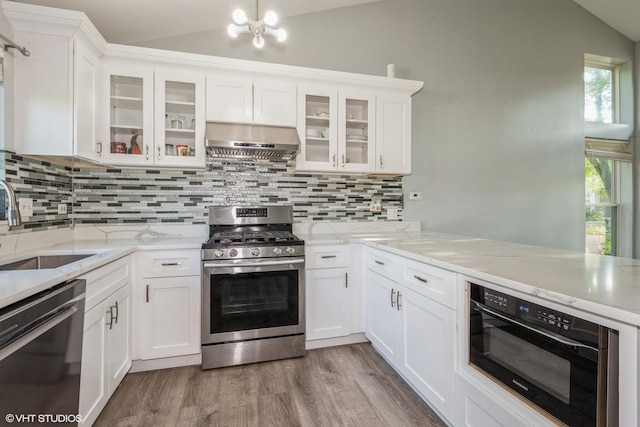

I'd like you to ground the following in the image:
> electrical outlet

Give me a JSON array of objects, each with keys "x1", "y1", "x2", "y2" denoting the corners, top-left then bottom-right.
[
  {"x1": 409, "y1": 192, "x2": 423, "y2": 200},
  {"x1": 369, "y1": 202, "x2": 382, "y2": 212},
  {"x1": 387, "y1": 208, "x2": 398, "y2": 220},
  {"x1": 19, "y1": 198, "x2": 33, "y2": 218},
  {"x1": 58, "y1": 203, "x2": 68, "y2": 214}
]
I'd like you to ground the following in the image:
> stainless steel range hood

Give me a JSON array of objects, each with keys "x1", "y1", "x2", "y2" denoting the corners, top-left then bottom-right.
[{"x1": 205, "y1": 122, "x2": 300, "y2": 160}]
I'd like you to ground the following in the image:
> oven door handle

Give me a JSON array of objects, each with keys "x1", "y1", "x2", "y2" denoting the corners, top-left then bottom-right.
[
  {"x1": 471, "y1": 300, "x2": 599, "y2": 352},
  {"x1": 203, "y1": 258, "x2": 305, "y2": 269}
]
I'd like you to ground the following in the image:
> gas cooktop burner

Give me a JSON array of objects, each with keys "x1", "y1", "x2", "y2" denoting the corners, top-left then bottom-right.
[{"x1": 202, "y1": 205, "x2": 304, "y2": 261}]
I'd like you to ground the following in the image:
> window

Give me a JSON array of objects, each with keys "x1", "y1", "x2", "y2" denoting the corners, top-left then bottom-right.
[
  {"x1": 584, "y1": 65, "x2": 614, "y2": 123},
  {"x1": 583, "y1": 58, "x2": 632, "y2": 257}
]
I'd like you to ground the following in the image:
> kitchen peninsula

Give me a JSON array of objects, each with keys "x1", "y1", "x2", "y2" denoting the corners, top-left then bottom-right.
[{"x1": 1, "y1": 222, "x2": 638, "y2": 426}]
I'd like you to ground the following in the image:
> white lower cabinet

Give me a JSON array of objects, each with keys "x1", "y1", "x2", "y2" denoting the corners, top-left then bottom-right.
[
  {"x1": 306, "y1": 268, "x2": 351, "y2": 340},
  {"x1": 305, "y1": 245, "x2": 357, "y2": 342},
  {"x1": 365, "y1": 248, "x2": 456, "y2": 423},
  {"x1": 399, "y1": 286, "x2": 455, "y2": 420},
  {"x1": 137, "y1": 250, "x2": 201, "y2": 360},
  {"x1": 79, "y1": 256, "x2": 133, "y2": 427}
]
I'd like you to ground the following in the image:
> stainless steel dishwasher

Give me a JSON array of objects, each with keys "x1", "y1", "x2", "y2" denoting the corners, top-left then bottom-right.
[{"x1": 0, "y1": 279, "x2": 85, "y2": 425}]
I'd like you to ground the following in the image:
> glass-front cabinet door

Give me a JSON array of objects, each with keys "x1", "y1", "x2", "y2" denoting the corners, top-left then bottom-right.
[
  {"x1": 297, "y1": 86, "x2": 375, "y2": 173},
  {"x1": 100, "y1": 64, "x2": 154, "y2": 165},
  {"x1": 154, "y1": 70, "x2": 205, "y2": 167},
  {"x1": 297, "y1": 86, "x2": 338, "y2": 172},
  {"x1": 338, "y1": 91, "x2": 375, "y2": 173}
]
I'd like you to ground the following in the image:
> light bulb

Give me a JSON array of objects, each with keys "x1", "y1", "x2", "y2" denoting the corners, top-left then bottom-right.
[
  {"x1": 232, "y1": 8, "x2": 248, "y2": 25},
  {"x1": 253, "y1": 35, "x2": 265, "y2": 48},
  {"x1": 264, "y1": 11, "x2": 278, "y2": 27},
  {"x1": 227, "y1": 24, "x2": 239, "y2": 38},
  {"x1": 277, "y1": 28, "x2": 287, "y2": 42}
]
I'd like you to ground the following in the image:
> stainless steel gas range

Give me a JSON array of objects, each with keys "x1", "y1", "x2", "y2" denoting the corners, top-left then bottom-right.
[{"x1": 201, "y1": 205, "x2": 305, "y2": 369}]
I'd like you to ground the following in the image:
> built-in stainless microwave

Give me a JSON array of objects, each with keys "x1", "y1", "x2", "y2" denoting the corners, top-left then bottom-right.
[{"x1": 468, "y1": 282, "x2": 618, "y2": 427}]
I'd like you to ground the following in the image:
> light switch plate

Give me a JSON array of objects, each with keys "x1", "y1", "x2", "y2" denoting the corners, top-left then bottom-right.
[
  {"x1": 387, "y1": 208, "x2": 398, "y2": 220},
  {"x1": 58, "y1": 203, "x2": 68, "y2": 214},
  {"x1": 369, "y1": 202, "x2": 382, "y2": 212},
  {"x1": 19, "y1": 197, "x2": 33, "y2": 218},
  {"x1": 409, "y1": 192, "x2": 423, "y2": 200}
]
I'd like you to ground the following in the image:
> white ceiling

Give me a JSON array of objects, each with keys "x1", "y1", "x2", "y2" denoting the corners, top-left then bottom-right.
[
  {"x1": 12, "y1": 0, "x2": 382, "y2": 44},
  {"x1": 11, "y1": 0, "x2": 640, "y2": 44},
  {"x1": 573, "y1": 0, "x2": 640, "y2": 42}
]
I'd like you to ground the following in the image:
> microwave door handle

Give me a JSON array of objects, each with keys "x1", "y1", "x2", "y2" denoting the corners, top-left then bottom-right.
[
  {"x1": 203, "y1": 258, "x2": 304, "y2": 269},
  {"x1": 471, "y1": 300, "x2": 598, "y2": 352}
]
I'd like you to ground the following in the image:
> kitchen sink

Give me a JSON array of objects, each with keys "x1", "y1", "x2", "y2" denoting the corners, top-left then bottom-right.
[{"x1": 0, "y1": 254, "x2": 96, "y2": 271}]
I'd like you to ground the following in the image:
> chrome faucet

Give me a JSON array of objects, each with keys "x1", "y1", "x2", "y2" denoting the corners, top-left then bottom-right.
[{"x1": 0, "y1": 179, "x2": 21, "y2": 227}]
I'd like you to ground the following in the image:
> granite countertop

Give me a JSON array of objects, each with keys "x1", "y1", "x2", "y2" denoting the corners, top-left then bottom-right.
[
  {"x1": 0, "y1": 237, "x2": 205, "y2": 309},
  {"x1": 300, "y1": 230, "x2": 640, "y2": 326}
]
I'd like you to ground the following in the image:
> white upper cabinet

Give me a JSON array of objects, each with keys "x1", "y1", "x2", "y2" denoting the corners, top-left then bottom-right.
[
  {"x1": 375, "y1": 94, "x2": 412, "y2": 175},
  {"x1": 6, "y1": 1, "x2": 105, "y2": 160},
  {"x1": 98, "y1": 63, "x2": 154, "y2": 166},
  {"x1": 154, "y1": 69, "x2": 206, "y2": 167},
  {"x1": 206, "y1": 75, "x2": 297, "y2": 126},
  {"x1": 297, "y1": 86, "x2": 376, "y2": 173},
  {"x1": 339, "y1": 91, "x2": 376, "y2": 173},
  {"x1": 99, "y1": 61, "x2": 205, "y2": 168}
]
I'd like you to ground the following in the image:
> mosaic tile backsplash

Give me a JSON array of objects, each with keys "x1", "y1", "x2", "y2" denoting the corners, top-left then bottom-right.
[
  {"x1": 2, "y1": 152, "x2": 73, "y2": 232},
  {"x1": 2, "y1": 152, "x2": 403, "y2": 231}
]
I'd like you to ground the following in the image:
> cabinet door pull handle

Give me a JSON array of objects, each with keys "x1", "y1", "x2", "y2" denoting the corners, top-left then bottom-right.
[
  {"x1": 145, "y1": 144, "x2": 149, "y2": 161},
  {"x1": 158, "y1": 145, "x2": 161, "y2": 161},
  {"x1": 107, "y1": 308, "x2": 114, "y2": 330},
  {"x1": 375, "y1": 260, "x2": 385, "y2": 266},
  {"x1": 379, "y1": 155, "x2": 383, "y2": 168},
  {"x1": 113, "y1": 301, "x2": 119, "y2": 324},
  {"x1": 414, "y1": 275, "x2": 428, "y2": 283},
  {"x1": 161, "y1": 262, "x2": 182, "y2": 266},
  {"x1": 345, "y1": 272, "x2": 348, "y2": 288},
  {"x1": 391, "y1": 288, "x2": 396, "y2": 307},
  {"x1": 341, "y1": 154, "x2": 345, "y2": 167},
  {"x1": 332, "y1": 154, "x2": 336, "y2": 167},
  {"x1": 96, "y1": 140, "x2": 102, "y2": 156},
  {"x1": 146, "y1": 285, "x2": 150, "y2": 303},
  {"x1": 397, "y1": 291, "x2": 402, "y2": 311},
  {"x1": 320, "y1": 255, "x2": 336, "y2": 259}
]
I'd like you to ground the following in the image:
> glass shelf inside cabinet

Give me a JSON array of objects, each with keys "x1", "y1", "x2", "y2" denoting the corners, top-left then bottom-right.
[
  {"x1": 164, "y1": 81, "x2": 197, "y2": 157},
  {"x1": 305, "y1": 94, "x2": 332, "y2": 163},
  {"x1": 110, "y1": 75, "x2": 144, "y2": 156}
]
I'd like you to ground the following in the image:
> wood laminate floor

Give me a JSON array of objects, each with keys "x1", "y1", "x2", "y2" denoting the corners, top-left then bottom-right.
[{"x1": 95, "y1": 343, "x2": 447, "y2": 427}]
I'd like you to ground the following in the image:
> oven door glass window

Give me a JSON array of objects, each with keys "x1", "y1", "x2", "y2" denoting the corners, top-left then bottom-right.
[{"x1": 210, "y1": 270, "x2": 299, "y2": 333}]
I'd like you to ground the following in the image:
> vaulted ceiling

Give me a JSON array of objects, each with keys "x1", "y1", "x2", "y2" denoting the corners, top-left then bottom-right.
[{"x1": 11, "y1": 0, "x2": 640, "y2": 44}]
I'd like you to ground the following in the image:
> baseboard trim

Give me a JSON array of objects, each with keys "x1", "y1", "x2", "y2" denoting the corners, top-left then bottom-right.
[
  {"x1": 130, "y1": 353, "x2": 202, "y2": 373},
  {"x1": 305, "y1": 333, "x2": 369, "y2": 350}
]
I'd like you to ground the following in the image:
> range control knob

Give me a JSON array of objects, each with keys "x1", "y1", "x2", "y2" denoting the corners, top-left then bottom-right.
[
  {"x1": 251, "y1": 248, "x2": 261, "y2": 256},
  {"x1": 214, "y1": 250, "x2": 224, "y2": 258},
  {"x1": 229, "y1": 248, "x2": 238, "y2": 257},
  {"x1": 286, "y1": 247, "x2": 296, "y2": 255},
  {"x1": 273, "y1": 247, "x2": 283, "y2": 255}
]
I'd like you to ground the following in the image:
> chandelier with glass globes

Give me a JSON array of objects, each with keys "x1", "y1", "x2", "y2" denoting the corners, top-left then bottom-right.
[{"x1": 227, "y1": 1, "x2": 287, "y2": 48}]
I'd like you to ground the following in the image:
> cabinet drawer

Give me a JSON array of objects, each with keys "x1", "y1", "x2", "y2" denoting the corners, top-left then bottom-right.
[
  {"x1": 305, "y1": 245, "x2": 350, "y2": 269},
  {"x1": 138, "y1": 250, "x2": 201, "y2": 278},
  {"x1": 365, "y1": 248, "x2": 397, "y2": 279},
  {"x1": 80, "y1": 255, "x2": 132, "y2": 311},
  {"x1": 400, "y1": 258, "x2": 457, "y2": 309}
]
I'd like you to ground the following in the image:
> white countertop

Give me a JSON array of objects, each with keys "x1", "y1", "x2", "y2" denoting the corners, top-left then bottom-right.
[
  {"x1": 0, "y1": 237, "x2": 205, "y2": 309},
  {"x1": 301, "y1": 230, "x2": 640, "y2": 326}
]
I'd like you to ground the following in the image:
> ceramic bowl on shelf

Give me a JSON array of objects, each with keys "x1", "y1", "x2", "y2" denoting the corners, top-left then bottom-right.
[
  {"x1": 306, "y1": 128, "x2": 322, "y2": 138},
  {"x1": 315, "y1": 112, "x2": 330, "y2": 118}
]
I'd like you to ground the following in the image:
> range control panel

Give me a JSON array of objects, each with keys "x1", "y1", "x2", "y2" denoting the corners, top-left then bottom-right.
[
  {"x1": 235, "y1": 208, "x2": 268, "y2": 218},
  {"x1": 470, "y1": 282, "x2": 603, "y2": 353}
]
